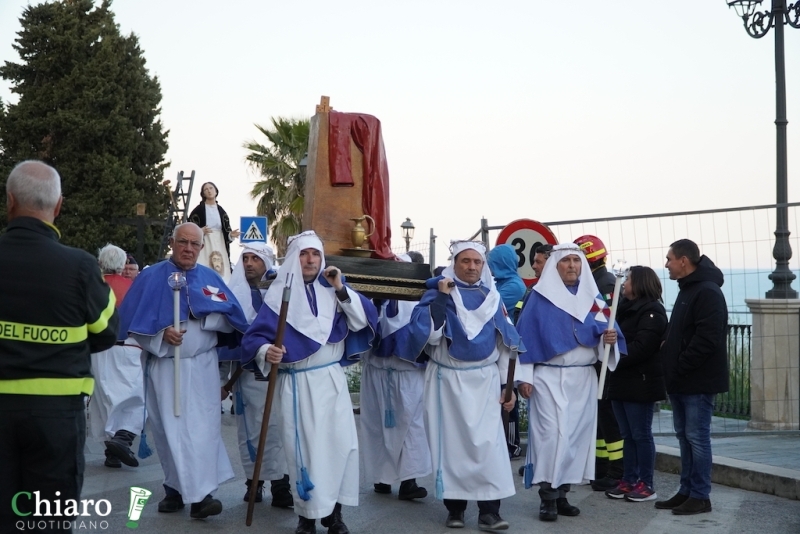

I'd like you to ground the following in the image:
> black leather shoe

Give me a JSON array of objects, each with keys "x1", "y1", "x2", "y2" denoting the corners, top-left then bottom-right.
[
  {"x1": 556, "y1": 497, "x2": 580, "y2": 516},
  {"x1": 373, "y1": 483, "x2": 391, "y2": 494},
  {"x1": 104, "y1": 454, "x2": 121, "y2": 468},
  {"x1": 243, "y1": 479, "x2": 263, "y2": 503},
  {"x1": 539, "y1": 499, "x2": 557, "y2": 522},
  {"x1": 271, "y1": 475, "x2": 294, "y2": 508},
  {"x1": 478, "y1": 512, "x2": 509, "y2": 530},
  {"x1": 655, "y1": 492, "x2": 689, "y2": 510},
  {"x1": 671, "y1": 497, "x2": 712, "y2": 515},
  {"x1": 295, "y1": 516, "x2": 316, "y2": 534},
  {"x1": 398, "y1": 479, "x2": 427, "y2": 500},
  {"x1": 157, "y1": 494, "x2": 184, "y2": 513},
  {"x1": 445, "y1": 511, "x2": 465, "y2": 528},
  {"x1": 320, "y1": 503, "x2": 349, "y2": 534},
  {"x1": 104, "y1": 438, "x2": 139, "y2": 467},
  {"x1": 189, "y1": 495, "x2": 222, "y2": 519}
]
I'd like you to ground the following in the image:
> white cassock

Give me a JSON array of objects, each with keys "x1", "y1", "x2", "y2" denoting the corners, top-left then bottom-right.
[
  {"x1": 256, "y1": 289, "x2": 368, "y2": 519},
  {"x1": 134, "y1": 315, "x2": 235, "y2": 503},
  {"x1": 233, "y1": 369, "x2": 286, "y2": 479},
  {"x1": 522, "y1": 346, "x2": 602, "y2": 488},
  {"x1": 360, "y1": 350, "x2": 431, "y2": 485},
  {"x1": 88, "y1": 337, "x2": 144, "y2": 440},
  {"x1": 423, "y1": 327, "x2": 518, "y2": 502}
]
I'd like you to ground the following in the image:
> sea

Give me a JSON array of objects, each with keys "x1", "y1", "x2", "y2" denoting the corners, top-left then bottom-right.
[{"x1": 658, "y1": 268, "x2": 798, "y2": 324}]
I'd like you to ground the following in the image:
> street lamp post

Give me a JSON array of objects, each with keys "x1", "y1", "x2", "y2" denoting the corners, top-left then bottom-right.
[
  {"x1": 728, "y1": 0, "x2": 800, "y2": 298},
  {"x1": 400, "y1": 217, "x2": 415, "y2": 253}
]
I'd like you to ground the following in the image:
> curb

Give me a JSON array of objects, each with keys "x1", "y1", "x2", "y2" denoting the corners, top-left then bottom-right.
[{"x1": 655, "y1": 444, "x2": 800, "y2": 501}]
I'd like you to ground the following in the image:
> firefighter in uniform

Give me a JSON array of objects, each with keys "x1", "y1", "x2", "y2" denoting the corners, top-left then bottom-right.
[
  {"x1": 0, "y1": 161, "x2": 120, "y2": 531},
  {"x1": 574, "y1": 235, "x2": 625, "y2": 491}
]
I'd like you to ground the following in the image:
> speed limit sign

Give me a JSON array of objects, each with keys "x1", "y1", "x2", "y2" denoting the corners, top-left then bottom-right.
[{"x1": 496, "y1": 219, "x2": 558, "y2": 286}]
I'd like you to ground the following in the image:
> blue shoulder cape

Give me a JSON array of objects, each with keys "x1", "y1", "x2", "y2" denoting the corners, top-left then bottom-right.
[
  {"x1": 240, "y1": 275, "x2": 378, "y2": 369},
  {"x1": 373, "y1": 300, "x2": 423, "y2": 366},
  {"x1": 118, "y1": 260, "x2": 249, "y2": 344},
  {"x1": 407, "y1": 277, "x2": 524, "y2": 362},
  {"x1": 516, "y1": 288, "x2": 627, "y2": 364}
]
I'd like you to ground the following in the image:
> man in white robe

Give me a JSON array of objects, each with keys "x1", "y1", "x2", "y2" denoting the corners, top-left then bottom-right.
[
  {"x1": 242, "y1": 231, "x2": 377, "y2": 534},
  {"x1": 118, "y1": 223, "x2": 249, "y2": 520},
  {"x1": 360, "y1": 252, "x2": 431, "y2": 500},
  {"x1": 515, "y1": 243, "x2": 625, "y2": 522},
  {"x1": 408, "y1": 241, "x2": 523, "y2": 532},
  {"x1": 89, "y1": 244, "x2": 143, "y2": 469},
  {"x1": 219, "y1": 242, "x2": 292, "y2": 507}
]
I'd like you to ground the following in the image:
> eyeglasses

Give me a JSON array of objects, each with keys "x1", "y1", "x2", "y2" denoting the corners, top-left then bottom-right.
[{"x1": 174, "y1": 238, "x2": 202, "y2": 250}]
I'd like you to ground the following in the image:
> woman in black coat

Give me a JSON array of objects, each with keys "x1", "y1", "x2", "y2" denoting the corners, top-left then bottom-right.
[{"x1": 605, "y1": 266, "x2": 667, "y2": 503}]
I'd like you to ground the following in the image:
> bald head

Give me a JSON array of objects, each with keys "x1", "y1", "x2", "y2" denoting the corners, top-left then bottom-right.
[{"x1": 6, "y1": 160, "x2": 62, "y2": 223}]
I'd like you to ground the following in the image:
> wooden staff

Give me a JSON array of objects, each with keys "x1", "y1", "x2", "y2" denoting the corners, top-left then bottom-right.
[
  {"x1": 597, "y1": 270, "x2": 626, "y2": 400},
  {"x1": 221, "y1": 365, "x2": 244, "y2": 400},
  {"x1": 501, "y1": 351, "x2": 518, "y2": 446},
  {"x1": 246, "y1": 274, "x2": 292, "y2": 526}
]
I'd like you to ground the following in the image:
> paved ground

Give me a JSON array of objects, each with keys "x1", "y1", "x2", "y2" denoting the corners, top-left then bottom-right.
[{"x1": 18, "y1": 404, "x2": 799, "y2": 534}]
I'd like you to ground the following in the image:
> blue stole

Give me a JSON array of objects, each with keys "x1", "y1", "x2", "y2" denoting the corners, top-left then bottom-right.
[
  {"x1": 516, "y1": 284, "x2": 627, "y2": 364},
  {"x1": 373, "y1": 301, "x2": 422, "y2": 366},
  {"x1": 407, "y1": 277, "x2": 524, "y2": 362},
  {"x1": 218, "y1": 287, "x2": 264, "y2": 361},
  {"x1": 118, "y1": 259, "x2": 249, "y2": 344},
  {"x1": 240, "y1": 276, "x2": 378, "y2": 370}
]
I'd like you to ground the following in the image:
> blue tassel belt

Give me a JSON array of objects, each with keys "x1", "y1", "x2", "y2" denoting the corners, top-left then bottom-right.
[{"x1": 278, "y1": 360, "x2": 339, "y2": 501}]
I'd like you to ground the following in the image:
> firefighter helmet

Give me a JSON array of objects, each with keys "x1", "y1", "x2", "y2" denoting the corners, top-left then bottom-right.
[{"x1": 573, "y1": 235, "x2": 608, "y2": 262}]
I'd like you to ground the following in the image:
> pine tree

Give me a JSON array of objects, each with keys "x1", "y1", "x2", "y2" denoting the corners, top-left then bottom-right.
[{"x1": 0, "y1": 0, "x2": 170, "y2": 261}]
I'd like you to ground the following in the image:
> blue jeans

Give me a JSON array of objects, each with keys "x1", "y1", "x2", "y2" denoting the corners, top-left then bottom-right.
[
  {"x1": 611, "y1": 400, "x2": 655, "y2": 487},
  {"x1": 669, "y1": 393, "x2": 715, "y2": 500}
]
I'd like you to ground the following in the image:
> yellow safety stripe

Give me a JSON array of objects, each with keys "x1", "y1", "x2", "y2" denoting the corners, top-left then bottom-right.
[
  {"x1": 0, "y1": 321, "x2": 88, "y2": 344},
  {"x1": 585, "y1": 248, "x2": 606, "y2": 261},
  {"x1": 596, "y1": 439, "x2": 606, "y2": 447},
  {"x1": 607, "y1": 440, "x2": 624, "y2": 452},
  {"x1": 87, "y1": 288, "x2": 116, "y2": 334},
  {"x1": 608, "y1": 450, "x2": 624, "y2": 461},
  {"x1": 595, "y1": 450, "x2": 609, "y2": 458},
  {"x1": 0, "y1": 377, "x2": 94, "y2": 396}
]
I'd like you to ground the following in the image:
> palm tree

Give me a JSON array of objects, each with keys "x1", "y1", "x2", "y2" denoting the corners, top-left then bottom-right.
[{"x1": 244, "y1": 117, "x2": 310, "y2": 257}]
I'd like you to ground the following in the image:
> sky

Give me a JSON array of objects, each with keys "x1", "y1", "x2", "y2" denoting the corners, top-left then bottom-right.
[{"x1": 1, "y1": 0, "x2": 800, "y2": 266}]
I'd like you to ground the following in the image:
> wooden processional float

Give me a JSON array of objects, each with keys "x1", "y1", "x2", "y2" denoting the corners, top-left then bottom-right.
[{"x1": 300, "y1": 96, "x2": 429, "y2": 300}]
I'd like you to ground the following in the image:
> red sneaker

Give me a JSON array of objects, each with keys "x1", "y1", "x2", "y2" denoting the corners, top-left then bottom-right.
[
  {"x1": 605, "y1": 480, "x2": 635, "y2": 499},
  {"x1": 625, "y1": 481, "x2": 658, "y2": 502}
]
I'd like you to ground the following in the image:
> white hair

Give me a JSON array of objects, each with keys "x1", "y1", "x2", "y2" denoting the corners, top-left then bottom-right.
[
  {"x1": 6, "y1": 160, "x2": 61, "y2": 211},
  {"x1": 172, "y1": 222, "x2": 203, "y2": 239},
  {"x1": 98, "y1": 244, "x2": 127, "y2": 274}
]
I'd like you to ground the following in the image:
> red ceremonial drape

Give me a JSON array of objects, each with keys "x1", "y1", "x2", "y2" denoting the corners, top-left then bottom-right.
[{"x1": 328, "y1": 111, "x2": 396, "y2": 260}]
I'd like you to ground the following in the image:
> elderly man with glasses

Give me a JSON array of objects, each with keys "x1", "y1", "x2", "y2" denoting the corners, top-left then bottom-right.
[{"x1": 117, "y1": 222, "x2": 249, "y2": 520}]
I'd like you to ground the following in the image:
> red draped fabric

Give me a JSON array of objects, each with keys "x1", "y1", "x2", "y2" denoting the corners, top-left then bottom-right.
[{"x1": 328, "y1": 111, "x2": 396, "y2": 260}]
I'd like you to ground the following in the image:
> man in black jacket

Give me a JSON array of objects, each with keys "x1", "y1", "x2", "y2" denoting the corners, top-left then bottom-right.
[
  {"x1": 655, "y1": 239, "x2": 728, "y2": 515},
  {"x1": 0, "y1": 160, "x2": 120, "y2": 530}
]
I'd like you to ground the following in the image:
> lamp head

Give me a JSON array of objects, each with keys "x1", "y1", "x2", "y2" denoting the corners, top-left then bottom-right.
[{"x1": 401, "y1": 217, "x2": 415, "y2": 241}]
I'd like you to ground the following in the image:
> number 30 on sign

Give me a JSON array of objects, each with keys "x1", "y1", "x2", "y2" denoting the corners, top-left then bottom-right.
[{"x1": 495, "y1": 219, "x2": 559, "y2": 287}]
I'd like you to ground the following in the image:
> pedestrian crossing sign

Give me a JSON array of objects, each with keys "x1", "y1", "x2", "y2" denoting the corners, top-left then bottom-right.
[{"x1": 240, "y1": 216, "x2": 268, "y2": 243}]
